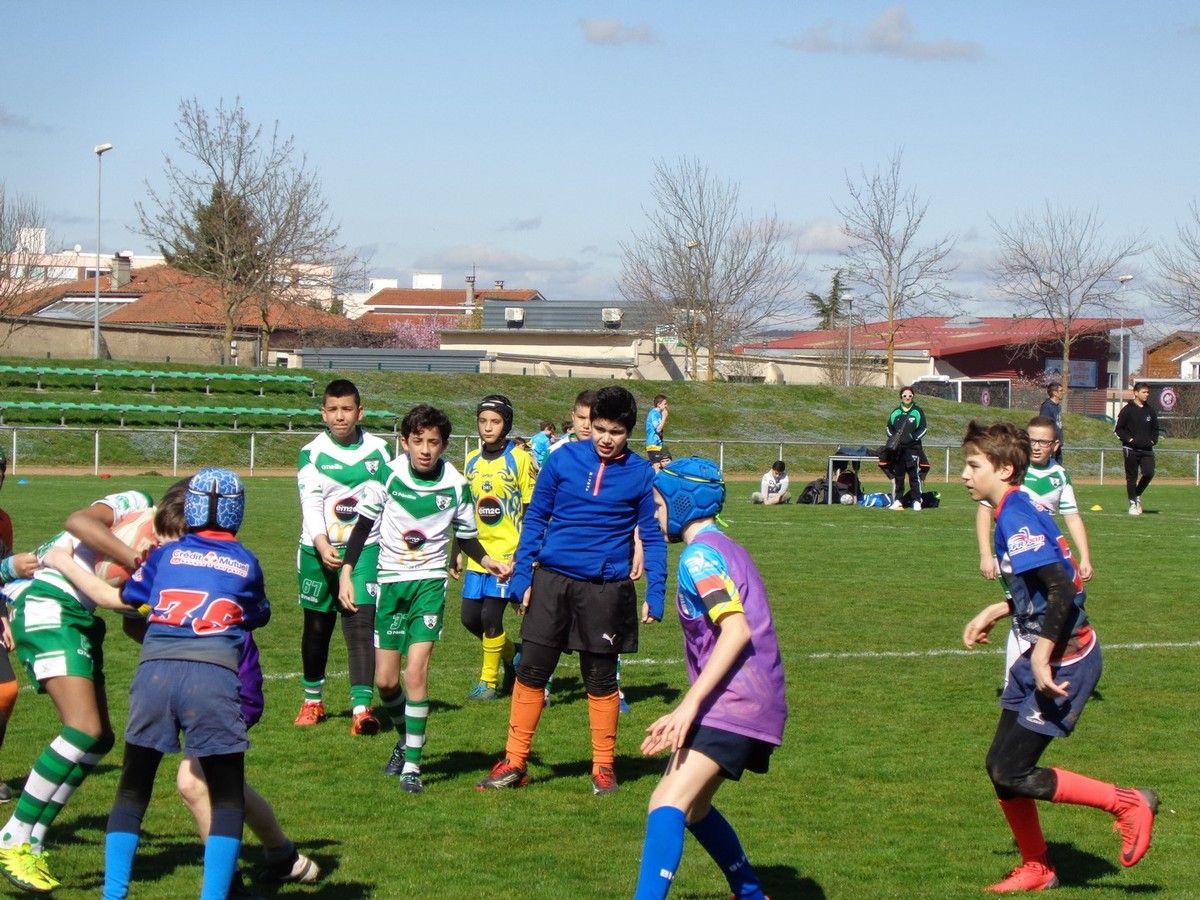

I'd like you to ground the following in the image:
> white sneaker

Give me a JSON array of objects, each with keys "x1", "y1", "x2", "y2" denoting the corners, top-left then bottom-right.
[
  {"x1": 1128, "y1": 501, "x2": 1141, "y2": 516},
  {"x1": 272, "y1": 851, "x2": 321, "y2": 884},
  {"x1": 889, "y1": 500, "x2": 904, "y2": 511},
  {"x1": 1136, "y1": 497, "x2": 1143, "y2": 513},
  {"x1": 912, "y1": 501, "x2": 922, "y2": 512}
]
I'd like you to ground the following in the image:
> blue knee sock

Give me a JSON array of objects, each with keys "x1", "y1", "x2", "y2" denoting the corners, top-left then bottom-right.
[
  {"x1": 103, "y1": 831, "x2": 140, "y2": 900},
  {"x1": 634, "y1": 806, "x2": 687, "y2": 900},
  {"x1": 688, "y1": 806, "x2": 763, "y2": 899},
  {"x1": 200, "y1": 834, "x2": 241, "y2": 900}
]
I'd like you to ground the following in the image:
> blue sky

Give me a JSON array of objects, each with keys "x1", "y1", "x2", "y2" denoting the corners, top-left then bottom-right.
[{"x1": 2, "y1": 1, "x2": 1195, "y2": 327}]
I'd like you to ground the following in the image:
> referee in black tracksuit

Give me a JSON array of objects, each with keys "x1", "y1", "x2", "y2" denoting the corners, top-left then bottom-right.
[{"x1": 1114, "y1": 381, "x2": 1160, "y2": 516}]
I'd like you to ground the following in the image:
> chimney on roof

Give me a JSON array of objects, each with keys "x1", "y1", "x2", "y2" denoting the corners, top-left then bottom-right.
[
  {"x1": 111, "y1": 253, "x2": 132, "y2": 289},
  {"x1": 465, "y1": 273, "x2": 476, "y2": 308},
  {"x1": 494, "y1": 280, "x2": 504, "y2": 290}
]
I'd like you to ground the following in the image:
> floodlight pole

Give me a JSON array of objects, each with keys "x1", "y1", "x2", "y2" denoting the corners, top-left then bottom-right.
[
  {"x1": 93, "y1": 143, "x2": 113, "y2": 359},
  {"x1": 842, "y1": 289, "x2": 855, "y2": 387},
  {"x1": 1117, "y1": 274, "x2": 1134, "y2": 391}
]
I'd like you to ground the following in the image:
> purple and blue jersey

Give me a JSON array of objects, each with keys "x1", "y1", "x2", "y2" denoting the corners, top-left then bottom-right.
[
  {"x1": 675, "y1": 526, "x2": 786, "y2": 746},
  {"x1": 122, "y1": 530, "x2": 270, "y2": 673},
  {"x1": 994, "y1": 488, "x2": 1088, "y2": 646}
]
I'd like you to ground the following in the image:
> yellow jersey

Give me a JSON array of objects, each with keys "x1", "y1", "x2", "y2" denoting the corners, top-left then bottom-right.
[{"x1": 463, "y1": 441, "x2": 536, "y2": 573}]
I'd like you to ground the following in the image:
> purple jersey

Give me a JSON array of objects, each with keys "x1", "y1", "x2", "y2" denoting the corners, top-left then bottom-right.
[
  {"x1": 676, "y1": 527, "x2": 787, "y2": 745},
  {"x1": 238, "y1": 632, "x2": 264, "y2": 728}
]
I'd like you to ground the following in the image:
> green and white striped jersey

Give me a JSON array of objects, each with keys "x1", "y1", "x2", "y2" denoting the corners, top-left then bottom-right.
[
  {"x1": 297, "y1": 429, "x2": 391, "y2": 548},
  {"x1": 1022, "y1": 460, "x2": 1078, "y2": 516},
  {"x1": 360, "y1": 456, "x2": 477, "y2": 584},
  {"x1": 4, "y1": 489, "x2": 153, "y2": 612}
]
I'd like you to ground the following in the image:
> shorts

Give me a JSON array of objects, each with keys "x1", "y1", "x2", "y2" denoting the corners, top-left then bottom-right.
[
  {"x1": 1001, "y1": 640, "x2": 1102, "y2": 738},
  {"x1": 682, "y1": 724, "x2": 776, "y2": 781},
  {"x1": 376, "y1": 578, "x2": 446, "y2": 652},
  {"x1": 125, "y1": 659, "x2": 249, "y2": 756},
  {"x1": 10, "y1": 591, "x2": 106, "y2": 691},
  {"x1": 520, "y1": 567, "x2": 638, "y2": 654},
  {"x1": 298, "y1": 543, "x2": 380, "y2": 612},
  {"x1": 461, "y1": 571, "x2": 512, "y2": 602}
]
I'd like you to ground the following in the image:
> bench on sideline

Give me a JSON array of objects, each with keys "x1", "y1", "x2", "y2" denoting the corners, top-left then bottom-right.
[
  {"x1": 0, "y1": 399, "x2": 397, "y2": 431},
  {"x1": 0, "y1": 364, "x2": 315, "y2": 397}
]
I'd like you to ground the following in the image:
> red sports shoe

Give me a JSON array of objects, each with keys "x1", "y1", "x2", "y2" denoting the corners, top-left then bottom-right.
[
  {"x1": 350, "y1": 708, "x2": 381, "y2": 736},
  {"x1": 1114, "y1": 787, "x2": 1159, "y2": 867},
  {"x1": 475, "y1": 758, "x2": 529, "y2": 791},
  {"x1": 293, "y1": 701, "x2": 326, "y2": 727},
  {"x1": 985, "y1": 857, "x2": 1059, "y2": 893},
  {"x1": 591, "y1": 765, "x2": 619, "y2": 795}
]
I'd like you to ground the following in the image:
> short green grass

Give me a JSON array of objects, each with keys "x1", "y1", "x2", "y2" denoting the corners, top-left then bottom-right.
[{"x1": 0, "y1": 475, "x2": 1195, "y2": 898}]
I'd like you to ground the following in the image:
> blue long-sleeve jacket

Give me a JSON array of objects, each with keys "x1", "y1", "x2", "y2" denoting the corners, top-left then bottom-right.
[{"x1": 509, "y1": 439, "x2": 667, "y2": 619}]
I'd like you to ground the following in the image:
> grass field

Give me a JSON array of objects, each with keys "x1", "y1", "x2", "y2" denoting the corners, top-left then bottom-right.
[{"x1": 0, "y1": 474, "x2": 1196, "y2": 898}]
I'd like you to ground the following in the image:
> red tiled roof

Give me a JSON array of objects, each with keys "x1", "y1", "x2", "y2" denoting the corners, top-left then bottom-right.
[
  {"x1": 12, "y1": 265, "x2": 353, "y2": 331},
  {"x1": 742, "y1": 316, "x2": 1143, "y2": 356}
]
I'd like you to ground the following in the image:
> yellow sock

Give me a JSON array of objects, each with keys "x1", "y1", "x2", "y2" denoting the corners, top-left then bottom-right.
[{"x1": 480, "y1": 633, "x2": 506, "y2": 688}]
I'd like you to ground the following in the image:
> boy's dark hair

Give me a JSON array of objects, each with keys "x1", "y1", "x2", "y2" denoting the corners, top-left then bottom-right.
[
  {"x1": 962, "y1": 420, "x2": 1029, "y2": 486},
  {"x1": 1046, "y1": 381, "x2": 1062, "y2": 395},
  {"x1": 401, "y1": 404, "x2": 452, "y2": 442},
  {"x1": 155, "y1": 477, "x2": 191, "y2": 538},
  {"x1": 591, "y1": 386, "x2": 637, "y2": 431},
  {"x1": 1133, "y1": 381, "x2": 1149, "y2": 391},
  {"x1": 561, "y1": 420, "x2": 573, "y2": 434},
  {"x1": 1027, "y1": 415, "x2": 1058, "y2": 432},
  {"x1": 323, "y1": 378, "x2": 361, "y2": 406},
  {"x1": 573, "y1": 389, "x2": 599, "y2": 411},
  {"x1": 771, "y1": 460, "x2": 786, "y2": 474},
  {"x1": 653, "y1": 394, "x2": 668, "y2": 405},
  {"x1": 899, "y1": 385, "x2": 916, "y2": 397},
  {"x1": 539, "y1": 420, "x2": 555, "y2": 432}
]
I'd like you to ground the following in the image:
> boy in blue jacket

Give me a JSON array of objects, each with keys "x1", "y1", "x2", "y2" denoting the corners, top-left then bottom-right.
[{"x1": 477, "y1": 386, "x2": 666, "y2": 795}]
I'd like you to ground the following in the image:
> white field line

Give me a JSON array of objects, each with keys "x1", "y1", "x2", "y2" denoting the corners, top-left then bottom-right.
[{"x1": 247, "y1": 639, "x2": 1200, "y2": 685}]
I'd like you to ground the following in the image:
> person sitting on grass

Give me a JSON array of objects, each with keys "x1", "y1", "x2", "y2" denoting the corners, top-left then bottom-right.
[
  {"x1": 633, "y1": 457, "x2": 787, "y2": 899},
  {"x1": 750, "y1": 460, "x2": 790, "y2": 505}
]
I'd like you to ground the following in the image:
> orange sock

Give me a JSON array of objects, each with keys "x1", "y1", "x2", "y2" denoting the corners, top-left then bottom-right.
[
  {"x1": 1051, "y1": 768, "x2": 1119, "y2": 812},
  {"x1": 0, "y1": 678, "x2": 16, "y2": 724},
  {"x1": 505, "y1": 680, "x2": 546, "y2": 769},
  {"x1": 998, "y1": 798, "x2": 1048, "y2": 861},
  {"x1": 588, "y1": 691, "x2": 620, "y2": 773}
]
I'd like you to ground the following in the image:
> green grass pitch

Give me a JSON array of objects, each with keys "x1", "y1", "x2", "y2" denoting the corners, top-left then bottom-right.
[{"x1": 0, "y1": 474, "x2": 1194, "y2": 898}]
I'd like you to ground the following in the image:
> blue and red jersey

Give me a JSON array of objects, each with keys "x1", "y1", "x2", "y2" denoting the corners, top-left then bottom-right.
[
  {"x1": 121, "y1": 530, "x2": 270, "y2": 672},
  {"x1": 993, "y1": 488, "x2": 1088, "y2": 646}
]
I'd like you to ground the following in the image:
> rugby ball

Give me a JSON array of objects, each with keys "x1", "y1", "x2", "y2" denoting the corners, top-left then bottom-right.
[{"x1": 94, "y1": 509, "x2": 159, "y2": 587}]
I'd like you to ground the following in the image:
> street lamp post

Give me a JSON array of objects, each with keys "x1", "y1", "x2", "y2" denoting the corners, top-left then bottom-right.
[
  {"x1": 93, "y1": 143, "x2": 113, "y2": 359},
  {"x1": 842, "y1": 288, "x2": 855, "y2": 387},
  {"x1": 685, "y1": 240, "x2": 700, "y2": 380},
  {"x1": 1117, "y1": 273, "x2": 1134, "y2": 391}
]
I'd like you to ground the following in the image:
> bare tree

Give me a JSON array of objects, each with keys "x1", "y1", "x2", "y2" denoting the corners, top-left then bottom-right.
[
  {"x1": 0, "y1": 183, "x2": 54, "y2": 343},
  {"x1": 991, "y1": 203, "x2": 1144, "y2": 393},
  {"x1": 138, "y1": 98, "x2": 353, "y2": 362},
  {"x1": 836, "y1": 151, "x2": 957, "y2": 387},
  {"x1": 619, "y1": 158, "x2": 801, "y2": 381},
  {"x1": 1154, "y1": 201, "x2": 1200, "y2": 324}
]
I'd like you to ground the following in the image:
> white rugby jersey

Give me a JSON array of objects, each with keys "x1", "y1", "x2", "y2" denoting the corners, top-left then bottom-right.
[
  {"x1": 297, "y1": 429, "x2": 391, "y2": 548},
  {"x1": 359, "y1": 456, "x2": 477, "y2": 583}
]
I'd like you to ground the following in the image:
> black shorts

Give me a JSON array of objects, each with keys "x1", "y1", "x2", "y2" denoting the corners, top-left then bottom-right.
[
  {"x1": 520, "y1": 567, "x2": 639, "y2": 654},
  {"x1": 684, "y1": 724, "x2": 776, "y2": 781}
]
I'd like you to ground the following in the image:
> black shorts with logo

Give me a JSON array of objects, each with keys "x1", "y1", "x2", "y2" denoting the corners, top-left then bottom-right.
[{"x1": 520, "y1": 567, "x2": 639, "y2": 654}]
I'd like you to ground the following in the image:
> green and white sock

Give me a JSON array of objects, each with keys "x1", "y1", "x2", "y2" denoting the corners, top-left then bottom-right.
[
  {"x1": 1, "y1": 727, "x2": 96, "y2": 851},
  {"x1": 404, "y1": 700, "x2": 429, "y2": 767},
  {"x1": 382, "y1": 693, "x2": 405, "y2": 737},
  {"x1": 301, "y1": 678, "x2": 324, "y2": 703}
]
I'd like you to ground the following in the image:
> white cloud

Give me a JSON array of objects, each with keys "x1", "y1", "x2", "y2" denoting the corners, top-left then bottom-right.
[
  {"x1": 785, "y1": 6, "x2": 982, "y2": 63},
  {"x1": 500, "y1": 216, "x2": 543, "y2": 233},
  {"x1": 787, "y1": 220, "x2": 851, "y2": 255},
  {"x1": 580, "y1": 18, "x2": 658, "y2": 46},
  {"x1": 0, "y1": 106, "x2": 51, "y2": 133}
]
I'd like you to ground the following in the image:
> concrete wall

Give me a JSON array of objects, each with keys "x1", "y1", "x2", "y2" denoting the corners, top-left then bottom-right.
[{"x1": 0, "y1": 318, "x2": 253, "y2": 366}]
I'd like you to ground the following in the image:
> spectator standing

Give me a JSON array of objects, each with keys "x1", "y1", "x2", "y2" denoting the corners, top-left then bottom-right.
[
  {"x1": 750, "y1": 461, "x2": 790, "y2": 505},
  {"x1": 645, "y1": 395, "x2": 669, "y2": 469},
  {"x1": 1038, "y1": 382, "x2": 1064, "y2": 463},
  {"x1": 1114, "y1": 382, "x2": 1160, "y2": 516},
  {"x1": 530, "y1": 421, "x2": 555, "y2": 470},
  {"x1": 884, "y1": 387, "x2": 929, "y2": 511}
]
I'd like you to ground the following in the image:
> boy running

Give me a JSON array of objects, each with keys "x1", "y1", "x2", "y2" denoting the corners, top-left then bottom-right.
[
  {"x1": 100, "y1": 468, "x2": 271, "y2": 900},
  {"x1": 461, "y1": 395, "x2": 534, "y2": 700},
  {"x1": 961, "y1": 421, "x2": 1157, "y2": 892},
  {"x1": 338, "y1": 404, "x2": 509, "y2": 794},
  {"x1": 0, "y1": 486, "x2": 157, "y2": 892},
  {"x1": 634, "y1": 457, "x2": 786, "y2": 899},
  {"x1": 295, "y1": 379, "x2": 391, "y2": 734},
  {"x1": 477, "y1": 386, "x2": 666, "y2": 795}
]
